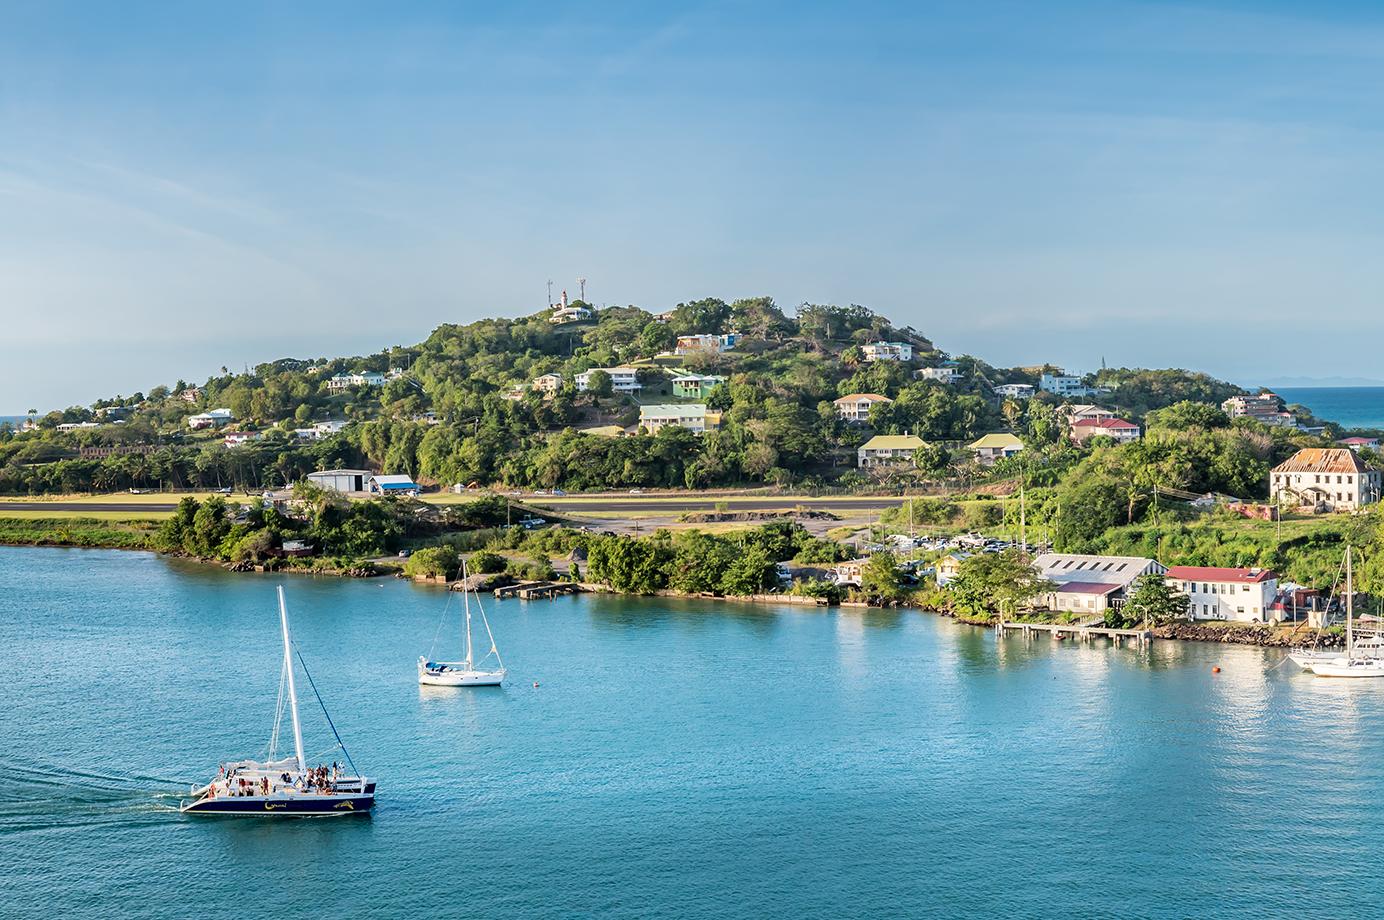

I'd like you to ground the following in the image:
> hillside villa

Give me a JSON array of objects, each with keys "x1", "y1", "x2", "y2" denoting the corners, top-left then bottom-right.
[
  {"x1": 834, "y1": 393, "x2": 892, "y2": 423},
  {"x1": 857, "y1": 434, "x2": 926, "y2": 468},
  {"x1": 915, "y1": 366, "x2": 961, "y2": 384},
  {"x1": 1339, "y1": 436, "x2": 1380, "y2": 451},
  {"x1": 993, "y1": 383, "x2": 1034, "y2": 400},
  {"x1": 967, "y1": 432, "x2": 1024, "y2": 464},
  {"x1": 1222, "y1": 393, "x2": 1294, "y2": 427},
  {"x1": 188, "y1": 408, "x2": 235, "y2": 430},
  {"x1": 639, "y1": 404, "x2": 722, "y2": 435},
  {"x1": 1039, "y1": 371, "x2": 1100, "y2": 398},
  {"x1": 671, "y1": 374, "x2": 726, "y2": 399},
  {"x1": 1070, "y1": 417, "x2": 1140, "y2": 445},
  {"x1": 327, "y1": 371, "x2": 396, "y2": 392},
  {"x1": 861, "y1": 341, "x2": 913, "y2": 362},
  {"x1": 674, "y1": 333, "x2": 739, "y2": 355},
  {"x1": 1060, "y1": 404, "x2": 1115, "y2": 424},
  {"x1": 1270, "y1": 448, "x2": 1382, "y2": 511},
  {"x1": 575, "y1": 367, "x2": 642, "y2": 394},
  {"x1": 548, "y1": 291, "x2": 592, "y2": 325},
  {"x1": 1165, "y1": 566, "x2": 1278, "y2": 623},
  {"x1": 531, "y1": 373, "x2": 564, "y2": 393}
]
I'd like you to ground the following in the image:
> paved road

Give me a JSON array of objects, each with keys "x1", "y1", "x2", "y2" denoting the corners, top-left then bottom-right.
[{"x1": 0, "y1": 494, "x2": 907, "y2": 516}]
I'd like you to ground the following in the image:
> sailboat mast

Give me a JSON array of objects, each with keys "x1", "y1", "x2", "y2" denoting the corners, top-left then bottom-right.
[
  {"x1": 1346, "y1": 546, "x2": 1354, "y2": 659},
  {"x1": 278, "y1": 586, "x2": 307, "y2": 773},
  {"x1": 461, "y1": 560, "x2": 474, "y2": 667}
]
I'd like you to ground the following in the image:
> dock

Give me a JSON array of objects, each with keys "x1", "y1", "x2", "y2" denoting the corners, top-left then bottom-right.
[
  {"x1": 493, "y1": 581, "x2": 581, "y2": 600},
  {"x1": 996, "y1": 619, "x2": 1152, "y2": 648}
]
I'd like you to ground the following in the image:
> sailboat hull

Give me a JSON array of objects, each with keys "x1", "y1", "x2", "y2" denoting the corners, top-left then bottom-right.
[
  {"x1": 1308, "y1": 659, "x2": 1384, "y2": 678},
  {"x1": 418, "y1": 667, "x2": 506, "y2": 687},
  {"x1": 180, "y1": 793, "x2": 375, "y2": 816}
]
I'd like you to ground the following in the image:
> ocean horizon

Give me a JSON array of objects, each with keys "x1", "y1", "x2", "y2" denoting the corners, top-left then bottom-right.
[{"x1": 1276, "y1": 386, "x2": 1384, "y2": 431}]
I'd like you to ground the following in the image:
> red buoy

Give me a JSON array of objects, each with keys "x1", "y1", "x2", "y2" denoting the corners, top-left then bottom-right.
[{"x1": 1212, "y1": 666, "x2": 1222, "y2": 674}]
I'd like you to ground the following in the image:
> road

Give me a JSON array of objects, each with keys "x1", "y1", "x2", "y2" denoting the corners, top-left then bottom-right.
[{"x1": 2, "y1": 494, "x2": 909, "y2": 515}]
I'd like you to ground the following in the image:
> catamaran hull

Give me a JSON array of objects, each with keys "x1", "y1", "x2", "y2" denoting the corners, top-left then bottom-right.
[
  {"x1": 180, "y1": 793, "x2": 375, "y2": 816},
  {"x1": 418, "y1": 670, "x2": 505, "y2": 687}
]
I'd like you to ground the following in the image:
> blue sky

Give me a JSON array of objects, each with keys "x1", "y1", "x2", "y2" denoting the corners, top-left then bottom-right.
[{"x1": 4, "y1": 0, "x2": 1384, "y2": 410}]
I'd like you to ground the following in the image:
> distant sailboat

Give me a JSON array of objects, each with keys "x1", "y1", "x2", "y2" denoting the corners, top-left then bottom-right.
[
  {"x1": 418, "y1": 559, "x2": 507, "y2": 687},
  {"x1": 1308, "y1": 547, "x2": 1384, "y2": 678},
  {"x1": 180, "y1": 587, "x2": 376, "y2": 816}
]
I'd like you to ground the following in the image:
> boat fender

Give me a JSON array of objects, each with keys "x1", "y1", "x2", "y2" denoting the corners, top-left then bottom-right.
[
  {"x1": 1212, "y1": 666, "x2": 1221, "y2": 674},
  {"x1": 533, "y1": 681, "x2": 539, "y2": 688}
]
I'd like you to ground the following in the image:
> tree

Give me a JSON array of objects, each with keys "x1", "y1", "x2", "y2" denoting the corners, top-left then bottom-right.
[
  {"x1": 1113, "y1": 573, "x2": 1189, "y2": 627},
  {"x1": 585, "y1": 369, "x2": 614, "y2": 398},
  {"x1": 861, "y1": 550, "x2": 905, "y2": 602},
  {"x1": 948, "y1": 551, "x2": 1052, "y2": 618},
  {"x1": 720, "y1": 543, "x2": 778, "y2": 595}
]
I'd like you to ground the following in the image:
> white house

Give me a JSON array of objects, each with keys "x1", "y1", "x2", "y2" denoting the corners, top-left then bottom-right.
[
  {"x1": 222, "y1": 431, "x2": 262, "y2": 449},
  {"x1": 1338, "y1": 437, "x2": 1380, "y2": 452},
  {"x1": 293, "y1": 420, "x2": 348, "y2": 441},
  {"x1": 830, "y1": 559, "x2": 869, "y2": 586},
  {"x1": 532, "y1": 373, "x2": 564, "y2": 393},
  {"x1": 369, "y1": 474, "x2": 420, "y2": 496},
  {"x1": 1031, "y1": 553, "x2": 1166, "y2": 615},
  {"x1": 967, "y1": 433, "x2": 1024, "y2": 464},
  {"x1": 1040, "y1": 371, "x2": 1098, "y2": 398},
  {"x1": 915, "y1": 366, "x2": 961, "y2": 384},
  {"x1": 575, "y1": 367, "x2": 642, "y2": 394},
  {"x1": 1222, "y1": 393, "x2": 1295, "y2": 427},
  {"x1": 549, "y1": 292, "x2": 592, "y2": 324},
  {"x1": 307, "y1": 469, "x2": 373, "y2": 493},
  {"x1": 861, "y1": 342, "x2": 913, "y2": 362},
  {"x1": 188, "y1": 408, "x2": 235, "y2": 430},
  {"x1": 327, "y1": 371, "x2": 388, "y2": 392},
  {"x1": 56, "y1": 421, "x2": 100, "y2": 431},
  {"x1": 1165, "y1": 566, "x2": 1278, "y2": 623},
  {"x1": 639, "y1": 404, "x2": 721, "y2": 435},
  {"x1": 1270, "y1": 448, "x2": 1382, "y2": 511},
  {"x1": 994, "y1": 384, "x2": 1035, "y2": 400},
  {"x1": 833, "y1": 393, "x2": 892, "y2": 423},
  {"x1": 857, "y1": 434, "x2": 926, "y2": 468},
  {"x1": 1061, "y1": 404, "x2": 1115, "y2": 424},
  {"x1": 674, "y1": 334, "x2": 738, "y2": 355}
]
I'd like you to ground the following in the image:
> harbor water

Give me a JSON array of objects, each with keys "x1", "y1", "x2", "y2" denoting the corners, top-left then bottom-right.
[{"x1": 3, "y1": 546, "x2": 1384, "y2": 918}]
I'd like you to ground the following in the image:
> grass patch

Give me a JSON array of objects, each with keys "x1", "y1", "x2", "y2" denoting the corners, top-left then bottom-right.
[
  {"x1": 0, "y1": 517, "x2": 161, "y2": 549},
  {"x1": 0, "y1": 509, "x2": 174, "y2": 521}
]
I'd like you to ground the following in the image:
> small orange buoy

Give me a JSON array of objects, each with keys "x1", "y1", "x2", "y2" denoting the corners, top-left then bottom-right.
[{"x1": 1212, "y1": 666, "x2": 1221, "y2": 674}]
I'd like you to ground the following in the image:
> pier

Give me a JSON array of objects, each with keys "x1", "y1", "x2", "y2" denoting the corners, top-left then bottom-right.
[
  {"x1": 493, "y1": 581, "x2": 581, "y2": 600},
  {"x1": 996, "y1": 619, "x2": 1152, "y2": 648}
]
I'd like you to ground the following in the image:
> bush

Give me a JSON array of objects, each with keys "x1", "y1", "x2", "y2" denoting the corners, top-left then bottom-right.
[
  {"x1": 405, "y1": 545, "x2": 461, "y2": 580},
  {"x1": 469, "y1": 550, "x2": 507, "y2": 574}
]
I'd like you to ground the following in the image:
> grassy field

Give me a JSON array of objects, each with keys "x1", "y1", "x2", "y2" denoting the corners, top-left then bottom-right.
[
  {"x1": 0, "y1": 491, "x2": 209, "y2": 505},
  {"x1": 0, "y1": 509, "x2": 174, "y2": 521},
  {"x1": 0, "y1": 516, "x2": 161, "y2": 549}
]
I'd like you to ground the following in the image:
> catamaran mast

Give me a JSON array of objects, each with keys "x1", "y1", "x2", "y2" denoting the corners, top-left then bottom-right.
[{"x1": 278, "y1": 586, "x2": 307, "y2": 773}]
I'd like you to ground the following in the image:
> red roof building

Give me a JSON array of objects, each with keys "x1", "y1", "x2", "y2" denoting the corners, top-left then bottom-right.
[
  {"x1": 1165, "y1": 566, "x2": 1280, "y2": 623},
  {"x1": 1070, "y1": 416, "x2": 1140, "y2": 445}
]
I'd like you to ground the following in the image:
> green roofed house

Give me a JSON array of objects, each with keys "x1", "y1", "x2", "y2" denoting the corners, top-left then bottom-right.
[
  {"x1": 968, "y1": 432, "x2": 1024, "y2": 465},
  {"x1": 857, "y1": 434, "x2": 926, "y2": 468},
  {"x1": 671, "y1": 374, "x2": 726, "y2": 399}
]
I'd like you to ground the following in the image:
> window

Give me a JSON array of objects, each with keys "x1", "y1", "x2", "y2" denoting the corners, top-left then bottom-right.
[{"x1": 1242, "y1": 585, "x2": 1249, "y2": 593}]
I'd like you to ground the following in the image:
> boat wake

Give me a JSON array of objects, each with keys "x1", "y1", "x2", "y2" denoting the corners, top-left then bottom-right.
[{"x1": 0, "y1": 757, "x2": 193, "y2": 834}]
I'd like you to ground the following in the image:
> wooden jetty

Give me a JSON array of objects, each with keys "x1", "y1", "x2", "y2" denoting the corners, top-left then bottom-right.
[
  {"x1": 996, "y1": 619, "x2": 1152, "y2": 648},
  {"x1": 494, "y1": 581, "x2": 581, "y2": 601}
]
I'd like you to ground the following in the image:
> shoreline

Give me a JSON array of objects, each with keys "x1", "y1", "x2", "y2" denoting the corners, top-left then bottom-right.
[{"x1": 0, "y1": 537, "x2": 1342, "y2": 652}]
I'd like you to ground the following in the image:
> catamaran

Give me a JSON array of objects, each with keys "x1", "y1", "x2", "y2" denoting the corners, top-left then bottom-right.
[
  {"x1": 180, "y1": 587, "x2": 376, "y2": 816},
  {"x1": 1307, "y1": 547, "x2": 1384, "y2": 678},
  {"x1": 419, "y1": 559, "x2": 507, "y2": 687}
]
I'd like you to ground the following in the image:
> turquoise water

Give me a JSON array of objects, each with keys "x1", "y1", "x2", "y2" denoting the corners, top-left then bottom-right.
[
  {"x1": 1277, "y1": 386, "x2": 1384, "y2": 430},
  {"x1": 4, "y1": 547, "x2": 1384, "y2": 918}
]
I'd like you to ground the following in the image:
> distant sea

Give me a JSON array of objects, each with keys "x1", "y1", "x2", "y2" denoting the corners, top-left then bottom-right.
[
  {"x1": 1276, "y1": 386, "x2": 1384, "y2": 430},
  {"x1": 0, "y1": 415, "x2": 25, "y2": 429}
]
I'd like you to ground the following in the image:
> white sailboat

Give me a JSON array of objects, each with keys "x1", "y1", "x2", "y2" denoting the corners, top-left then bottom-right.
[
  {"x1": 1308, "y1": 547, "x2": 1384, "y2": 678},
  {"x1": 418, "y1": 559, "x2": 507, "y2": 687},
  {"x1": 181, "y1": 587, "x2": 376, "y2": 816}
]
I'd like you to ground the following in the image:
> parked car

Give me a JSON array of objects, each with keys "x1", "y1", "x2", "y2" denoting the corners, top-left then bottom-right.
[
  {"x1": 628, "y1": 488, "x2": 644, "y2": 495},
  {"x1": 550, "y1": 488, "x2": 567, "y2": 496}
]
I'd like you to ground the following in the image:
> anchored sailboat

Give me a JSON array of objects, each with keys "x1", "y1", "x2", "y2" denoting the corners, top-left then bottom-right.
[
  {"x1": 1308, "y1": 547, "x2": 1384, "y2": 678},
  {"x1": 180, "y1": 587, "x2": 376, "y2": 816},
  {"x1": 419, "y1": 559, "x2": 507, "y2": 687}
]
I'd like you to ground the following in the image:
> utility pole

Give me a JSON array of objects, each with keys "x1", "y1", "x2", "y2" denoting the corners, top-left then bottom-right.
[
  {"x1": 578, "y1": 277, "x2": 587, "y2": 301},
  {"x1": 547, "y1": 280, "x2": 553, "y2": 307},
  {"x1": 1019, "y1": 481, "x2": 1027, "y2": 555}
]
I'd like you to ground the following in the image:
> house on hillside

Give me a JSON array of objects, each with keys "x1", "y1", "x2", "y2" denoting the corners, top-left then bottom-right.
[
  {"x1": 327, "y1": 371, "x2": 393, "y2": 392},
  {"x1": 531, "y1": 373, "x2": 564, "y2": 393},
  {"x1": 833, "y1": 393, "x2": 892, "y2": 423},
  {"x1": 968, "y1": 433, "x2": 1024, "y2": 464},
  {"x1": 639, "y1": 404, "x2": 721, "y2": 435},
  {"x1": 674, "y1": 334, "x2": 738, "y2": 355},
  {"x1": 1339, "y1": 436, "x2": 1380, "y2": 452},
  {"x1": 861, "y1": 342, "x2": 913, "y2": 362},
  {"x1": 1070, "y1": 417, "x2": 1140, "y2": 445},
  {"x1": 222, "y1": 431, "x2": 262, "y2": 449},
  {"x1": 857, "y1": 434, "x2": 926, "y2": 468},
  {"x1": 915, "y1": 366, "x2": 961, "y2": 384},
  {"x1": 1060, "y1": 404, "x2": 1115, "y2": 424},
  {"x1": 993, "y1": 384, "x2": 1035, "y2": 400},
  {"x1": 179, "y1": 387, "x2": 203, "y2": 403},
  {"x1": 671, "y1": 374, "x2": 726, "y2": 399},
  {"x1": 549, "y1": 291, "x2": 592, "y2": 325},
  {"x1": 307, "y1": 469, "x2": 373, "y2": 493},
  {"x1": 369, "y1": 474, "x2": 420, "y2": 496},
  {"x1": 1165, "y1": 566, "x2": 1278, "y2": 623},
  {"x1": 1270, "y1": 448, "x2": 1381, "y2": 511},
  {"x1": 1040, "y1": 371, "x2": 1102, "y2": 398},
  {"x1": 1223, "y1": 393, "x2": 1295, "y2": 427},
  {"x1": 575, "y1": 367, "x2": 642, "y2": 394},
  {"x1": 1031, "y1": 553, "x2": 1166, "y2": 615},
  {"x1": 188, "y1": 408, "x2": 235, "y2": 430}
]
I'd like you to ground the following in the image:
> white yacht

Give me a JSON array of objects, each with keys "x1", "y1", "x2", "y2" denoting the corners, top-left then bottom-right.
[
  {"x1": 419, "y1": 559, "x2": 507, "y2": 687},
  {"x1": 181, "y1": 587, "x2": 376, "y2": 816}
]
